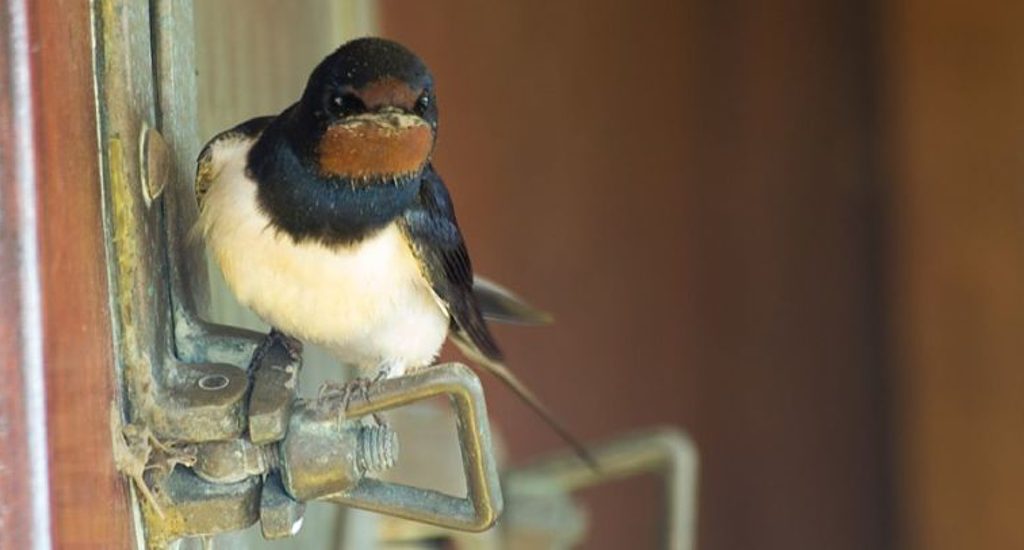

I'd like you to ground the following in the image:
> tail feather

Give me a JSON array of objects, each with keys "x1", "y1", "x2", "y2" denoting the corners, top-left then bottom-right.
[
  {"x1": 452, "y1": 334, "x2": 599, "y2": 471},
  {"x1": 472, "y1": 276, "x2": 554, "y2": 326}
]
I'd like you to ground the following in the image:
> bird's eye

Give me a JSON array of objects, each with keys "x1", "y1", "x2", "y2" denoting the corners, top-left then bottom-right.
[
  {"x1": 414, "y1": 91, "x2": 431, "y2": 115},
  {"x1": 328, "y1": 92, "x2": 365, "y2": 116}
]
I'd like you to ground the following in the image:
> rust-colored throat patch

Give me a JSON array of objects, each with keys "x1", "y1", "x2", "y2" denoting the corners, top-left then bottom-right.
[{"x1": 317, "y1": 112, "x2": 433, "y2": 181}]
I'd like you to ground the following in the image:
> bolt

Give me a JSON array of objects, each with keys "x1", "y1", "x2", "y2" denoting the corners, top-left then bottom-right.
[
  {"x1": 140, "y1": 125, "x2": 170, "y2": 206},
  {"x1": 279, "y1": 406, "x2": 401, "y2": 500},
  {"x1": 357, "y1": 424, "x2": 398, "y2": 473}
]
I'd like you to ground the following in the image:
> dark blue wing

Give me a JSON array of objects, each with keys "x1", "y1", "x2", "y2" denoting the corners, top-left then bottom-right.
[{"x1": 402, "y1": 165, "x2": 502, "y2": 361}]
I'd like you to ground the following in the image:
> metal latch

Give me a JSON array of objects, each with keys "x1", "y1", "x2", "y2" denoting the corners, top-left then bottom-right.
[
  {"x1": 134, "y1": 345, "x2": 501, "y2": 548},
  {"x1": 95, "y1": 1, "x2": 502, "y2": 547}
]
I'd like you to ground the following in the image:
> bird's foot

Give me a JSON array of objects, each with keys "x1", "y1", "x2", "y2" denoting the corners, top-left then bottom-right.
[
  {"x1": 316, "y1": 363, "x2": 397, "y2": 414},
  {"x1": 317, "y1": 376, "x2": 375, "y2": 412},
  {"x1": 249, "y1": 328, "x2": 303, "y2": 371}
]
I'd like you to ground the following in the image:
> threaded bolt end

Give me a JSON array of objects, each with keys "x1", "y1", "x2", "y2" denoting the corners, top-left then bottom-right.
[{"x1": 358, "y1": 425, "x2": 399, "y2": 473}]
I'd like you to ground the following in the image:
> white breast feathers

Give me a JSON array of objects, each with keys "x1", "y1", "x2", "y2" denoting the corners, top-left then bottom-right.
[{"x1": 196, "y1": 136, "x2": 450, "y2": 375}]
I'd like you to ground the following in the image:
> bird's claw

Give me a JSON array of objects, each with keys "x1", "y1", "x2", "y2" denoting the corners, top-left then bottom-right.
[
  {"x1": 317, "y1": 376, "x2": 375, "y2": 412},
  {"x1": 316, "y1": 380, "x2": 390, "y2": 429}
]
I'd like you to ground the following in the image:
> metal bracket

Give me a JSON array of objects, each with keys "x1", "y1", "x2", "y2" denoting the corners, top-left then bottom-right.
[
  {"x1": 138, "y1": 358, "x2": 501, "y2": 546},
  {"x1": 320, "y1": 364, "x2": 503, "y2": 532},
  {"x1": 95, "y1": 0, "x2": 252, "y2": 448}
]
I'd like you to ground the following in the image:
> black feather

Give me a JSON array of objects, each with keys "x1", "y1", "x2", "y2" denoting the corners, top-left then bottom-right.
[{"x1": 401, "y1": 165, "x2": 502, "y2": 361}]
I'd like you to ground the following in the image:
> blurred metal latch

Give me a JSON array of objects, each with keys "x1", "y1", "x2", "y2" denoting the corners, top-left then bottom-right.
[{"x1": 503, "y1": 428, "x2": 698, "y2": 550}]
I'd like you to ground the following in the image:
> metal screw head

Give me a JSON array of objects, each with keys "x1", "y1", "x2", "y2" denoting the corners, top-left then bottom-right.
[{"x1": 140, "y1": 125, "x2": 171, "y2": 206}]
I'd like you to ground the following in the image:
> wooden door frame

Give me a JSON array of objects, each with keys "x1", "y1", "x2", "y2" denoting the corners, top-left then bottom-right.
[{"x1": 0, "y1": 0, "x2": 134, "y2": 547}]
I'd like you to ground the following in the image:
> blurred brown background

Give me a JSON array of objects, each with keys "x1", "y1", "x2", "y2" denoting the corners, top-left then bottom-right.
[{"x1": 380, "y1": 1, "x2": 1024, "y2": 549}]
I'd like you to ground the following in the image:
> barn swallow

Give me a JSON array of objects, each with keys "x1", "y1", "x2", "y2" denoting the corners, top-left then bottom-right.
[{"x1": 195, "y1": 38, "x2": 592, "y2": 465}]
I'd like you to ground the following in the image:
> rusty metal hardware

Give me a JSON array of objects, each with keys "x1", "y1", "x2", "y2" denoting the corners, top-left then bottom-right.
[
  {"x1": 259, "y1": 471, "x2": 306, "y2": 540},
  {"x1": 248, "y1": 345, "x2": 302, "y2": 446},
  {"x1": 94, "y1": 1, "x2": 505, "y2": 547},
  {"x1": 138, "y1": 358, "x2": 502, "y2": 547},
  {"x1": 127, "y1": 337, "x2": 305, "y2": 548},
  {"x1": 320, "y1": 364, "x2": 503, "y2": 532},
  {"x1": 278, "y1": 410, "x2": 399, "y2": 500}
]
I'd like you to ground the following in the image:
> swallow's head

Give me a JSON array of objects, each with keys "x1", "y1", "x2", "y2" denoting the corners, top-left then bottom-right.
[{"x1": 294, "y1": 37, "x2": 437, "y2": 184}]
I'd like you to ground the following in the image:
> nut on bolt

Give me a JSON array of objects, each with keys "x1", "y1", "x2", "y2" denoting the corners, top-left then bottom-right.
[
  {"x1": 192, "y1": 439, "x2": 269, "y2": 484},
  {"x1": 261, "y1": 470, "x2": 305, "y2": 540},
  {"x1": 279, "y1": 402, "x2": 399, "y2": 501}
]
